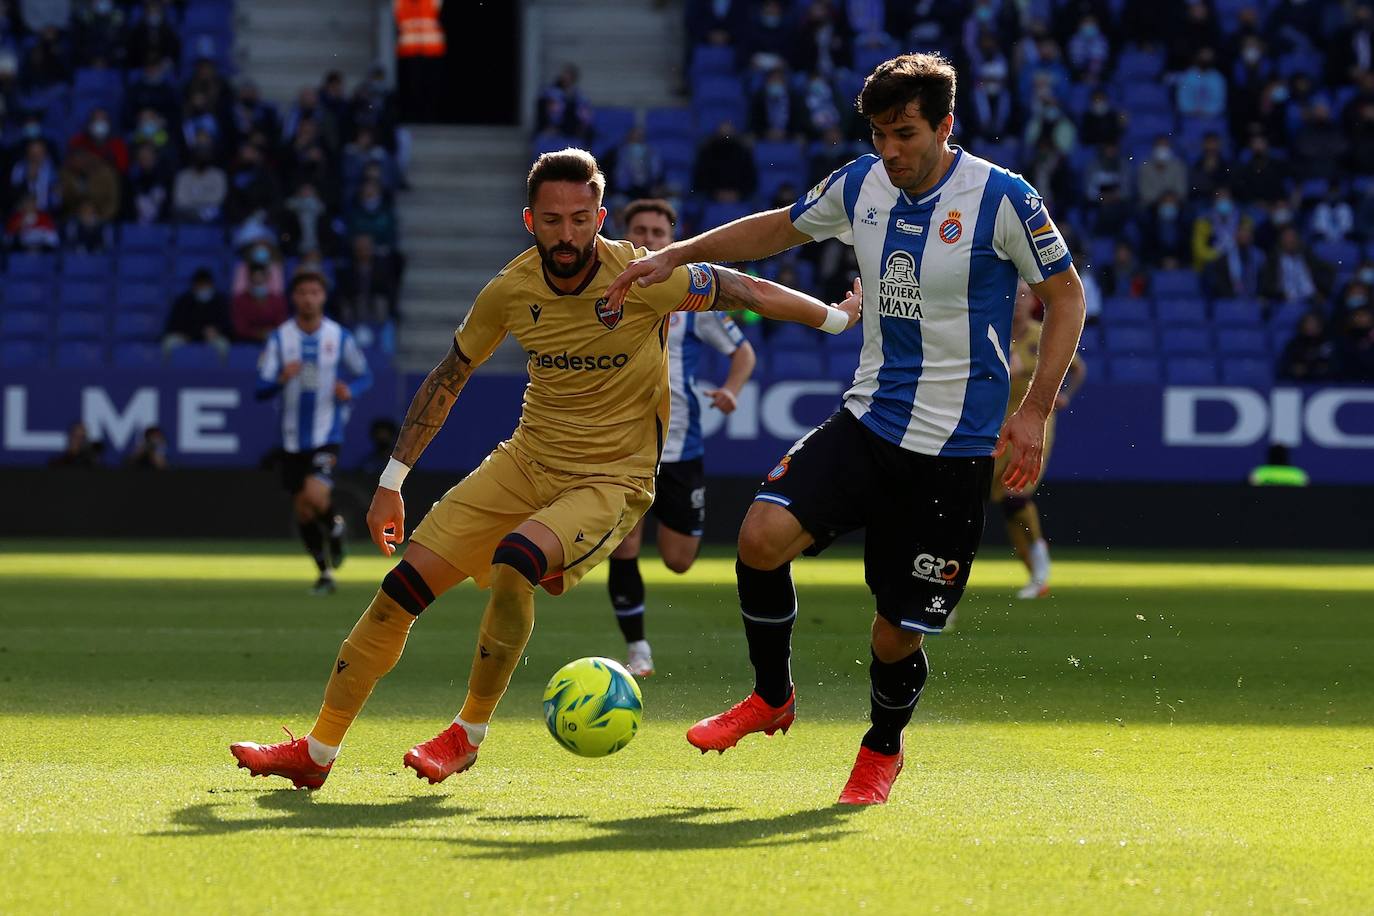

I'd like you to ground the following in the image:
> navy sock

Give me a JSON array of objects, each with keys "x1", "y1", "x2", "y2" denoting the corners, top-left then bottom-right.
[
  {"x1": 608, "y1": 557, "x2": 646, "y2": 642},
  {"x1": 737, "y1": 558, "x2": 796, "y2": 707},
  {"x1": 861, "y1": 647, "x2": 928, "y2": 755}
]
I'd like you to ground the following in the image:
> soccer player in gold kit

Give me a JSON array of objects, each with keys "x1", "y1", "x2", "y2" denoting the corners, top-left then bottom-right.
[{"x1": 229, "y1": 149, "x2": 862, "y2": 788}]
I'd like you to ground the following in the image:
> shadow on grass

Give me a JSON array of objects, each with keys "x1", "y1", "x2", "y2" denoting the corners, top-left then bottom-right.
[
  {"x1": 450, "y1": 804, "x2": 859, "y2": 859},
  {"x1": 154, "y1": 791, "x2": 473, "y2": 837}
]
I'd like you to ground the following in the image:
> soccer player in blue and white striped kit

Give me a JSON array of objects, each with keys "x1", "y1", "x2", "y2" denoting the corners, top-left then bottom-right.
[
  {"x1": 608, "y1": 53, "x2": 1086, "y2": 804},
  {"x1": 607, "y1": 199, "x2": 757, "y2": 677},
  {"x1": 257, "y1": 269, "x2": 374, "y2": 594}
]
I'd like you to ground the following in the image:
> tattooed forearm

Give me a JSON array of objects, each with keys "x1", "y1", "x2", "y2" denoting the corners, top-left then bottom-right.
[
  {"x1": 392, "y1": 345, "x2": 474, "y2": 466},
  {"x1": 712, "y1": 266, "x2": 762, "y2": 312}
]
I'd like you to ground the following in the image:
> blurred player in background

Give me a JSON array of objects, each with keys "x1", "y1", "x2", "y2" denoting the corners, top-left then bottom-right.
[
  {"x1": 610, "y1": 53, "x2": 1086, "y2": 805},
  {"x1": 255, "y1": 269, "x2": 373, "y2": 595},
  {"x1": 992, "y1": 279, "x2": 1086, "y2": 598},
  {"x1": 608, "y1": 198, "x2": 757, "y2": 677},
  {"x1": 230, "y1": 149, "x2": 861, "y2": 790}
]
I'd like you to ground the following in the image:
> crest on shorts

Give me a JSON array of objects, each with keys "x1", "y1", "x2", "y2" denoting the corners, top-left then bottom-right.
[
  {"x1": 594, "y1": 296, "x2": 622, "y2": 330},
  {"x1": 766, "y1": 456, "x2": 791, "y2": 481}
]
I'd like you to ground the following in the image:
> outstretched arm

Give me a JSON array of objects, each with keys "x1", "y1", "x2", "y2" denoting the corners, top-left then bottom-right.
[
  {"x1": 606, "y1": 208, "x2": 810, "y2": 308},
  {"x1": 712, "y1": 266, "x2": 861, "y2": 333},
  {"x1": 366, "y1": 343, "x2": 476, "y2": 556}
]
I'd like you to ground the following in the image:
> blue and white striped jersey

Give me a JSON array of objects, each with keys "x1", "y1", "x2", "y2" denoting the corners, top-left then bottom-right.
[
  {"x1": 257, "y1": 317, "x2": 373, "y2": 453},
  {"x1": 790, "y1": 147, "x2": 1073, "y2": 456},
  {"x1": 661, "y1": 310, "x2": 746, "y2": 463}
]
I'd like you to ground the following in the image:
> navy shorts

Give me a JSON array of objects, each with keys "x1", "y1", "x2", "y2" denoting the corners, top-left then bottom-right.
[
  {"x1": 755, "y1": 410, "x2": 991, "y2": 633},
  {"x1": 651, "y1": 458, "x2": 706, "y2": 537}
]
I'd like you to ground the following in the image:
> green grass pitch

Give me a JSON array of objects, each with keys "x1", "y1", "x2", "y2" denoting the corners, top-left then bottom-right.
[{"x1": 1, "y1": 540, "x2": 1371, "y2": 913}]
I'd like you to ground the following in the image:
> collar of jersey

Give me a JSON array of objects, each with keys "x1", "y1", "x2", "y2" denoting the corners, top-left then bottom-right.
[
  {"x1": 541, "y1": 247, "x2": 602, "y2": 296},
  {"x1": 899, "y1": 145, "x2": 964, "y2": 208}
]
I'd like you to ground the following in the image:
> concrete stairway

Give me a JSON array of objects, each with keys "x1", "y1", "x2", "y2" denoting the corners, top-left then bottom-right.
[
  {"x1": 531, "y1": 0, "x2": 685, "y2": 109},
  {"x1": 233, "y1": 0, "x2": 377, "y2": 103},
  {"x1": 394, "y1": 125, "x2": 531, "y2": 372}
]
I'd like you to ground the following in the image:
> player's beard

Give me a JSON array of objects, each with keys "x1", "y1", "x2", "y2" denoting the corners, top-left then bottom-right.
[{"x1": 538, "y1": 237, "x2": 597, "y2": 279}]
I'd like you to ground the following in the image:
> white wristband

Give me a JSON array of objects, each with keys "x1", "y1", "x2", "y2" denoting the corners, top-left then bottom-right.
[
  {"x1": 819, "y1": 304, "x2": 849, "y2": 335},
  {"x1": 378, "y1": 458, "x2": 411, "y2": 492}
]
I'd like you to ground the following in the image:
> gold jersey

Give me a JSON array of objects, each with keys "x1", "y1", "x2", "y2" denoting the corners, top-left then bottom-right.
[{"x1": 454, "y1": 236, "x2": 719, "y2": 475}]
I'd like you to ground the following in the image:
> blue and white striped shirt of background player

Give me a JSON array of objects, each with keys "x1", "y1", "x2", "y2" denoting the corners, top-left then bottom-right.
[
  {"x1": 788, "y1": 147, "x2": 1073, "y2": 457},
  {"x1": 256, "y1": 317, "x2": 374, "y2": 453},
  {"x1": 660, "y1": 310, "x2": 747, "y2": 464}
]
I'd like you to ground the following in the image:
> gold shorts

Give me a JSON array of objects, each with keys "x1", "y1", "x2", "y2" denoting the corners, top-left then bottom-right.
[
  {"x1": 410, "y1": 442, "x2": 654, "y2": 594},
  {"x1": 990, "y1": 414, "x2": 1056, "y2": 502}
]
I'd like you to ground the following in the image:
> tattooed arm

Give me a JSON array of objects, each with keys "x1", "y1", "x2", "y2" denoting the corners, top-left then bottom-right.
[
  {"x1": 391, "y1": 343, "x2": 475, "y2": 465},
  {"x1": 710, "y1": 266, "x2": 862, "y2": 332},
  {"x1": 366, "y1": 343, "x2": 475, "y2": 556}
]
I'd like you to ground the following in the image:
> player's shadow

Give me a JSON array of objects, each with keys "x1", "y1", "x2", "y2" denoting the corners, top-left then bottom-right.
[
  {"x1": 153, "y1": 791, "x2": 472, "y2": 837},
  {"x1": 450, "y1": 804, "x2": 859, "y2": 860}
]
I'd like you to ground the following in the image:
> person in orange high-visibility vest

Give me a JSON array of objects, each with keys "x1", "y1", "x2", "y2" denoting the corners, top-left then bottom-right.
[{"x1": 394, "y1": 0, "x2": 446, "y2": 122}]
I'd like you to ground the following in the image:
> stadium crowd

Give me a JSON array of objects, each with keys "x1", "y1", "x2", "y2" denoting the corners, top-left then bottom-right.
[
  {"x1": 0, "y1": 0, "x2": 406, "y2": 370},
  {"x1": 533, "y1": 0, "x2": 1374, "y2": 384}
]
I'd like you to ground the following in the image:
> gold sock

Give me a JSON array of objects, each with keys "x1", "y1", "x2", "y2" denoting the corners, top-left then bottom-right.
[
  {"x1": 458, "y1": 565, "x2": 536, "y2": 725},
  {"x1": 1005, "y1": 508, "x2": 1034, "y2": 572},
  {"x1": 310, "y1": 591, "x2": 417, "y2": 747}
]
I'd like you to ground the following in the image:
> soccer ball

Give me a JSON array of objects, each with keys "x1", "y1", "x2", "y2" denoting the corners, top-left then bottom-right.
[{"x1": 542, "y1": 657, "x2": 643, "y2": 757}]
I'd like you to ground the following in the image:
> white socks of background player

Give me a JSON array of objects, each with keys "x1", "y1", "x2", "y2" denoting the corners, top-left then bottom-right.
[
  {"x1": 453, "y1": 716, "x2": 488, "y2": 746},
  {"x1": 1029, "y1": 539, "x2": 1051, "y2": 585}
]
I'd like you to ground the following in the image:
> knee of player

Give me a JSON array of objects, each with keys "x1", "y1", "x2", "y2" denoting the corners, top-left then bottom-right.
[
  {"x1": 1001, "y1": 495, "x2": 1030, "y2": 520},
  {"x1": 662, "y1": 553, "x2": 695, "y2": 575},
  {"x1": 737, "y1": 523, "x2": 786, "y2": 571},
  {"x1": 490, "y1": 532, "x2": 548, "y2": 591}
]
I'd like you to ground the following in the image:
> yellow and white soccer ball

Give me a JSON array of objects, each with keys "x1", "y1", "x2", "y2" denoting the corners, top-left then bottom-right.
[{"x1": 542, "y1": 656, "x2": 643, "y2": 757}]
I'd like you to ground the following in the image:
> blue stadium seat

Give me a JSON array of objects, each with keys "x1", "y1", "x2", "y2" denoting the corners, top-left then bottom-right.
[
  {"x1": 645, "y1": 107, "x2": 696, "y2": 143},
  {"x1": 1313, "y1": 239, "x2": 1360, "y2": 269},
  {"x1": 590, "y1": 106, "x2": 636, "y2": 158},
  {"x1": 1268, "y1": 301, "x2": 1308, "y2": 331},
  {"x1": 113, "y1": 312, "x2": 163, "y2": 341},
  {"x1": 0, "y1": 310, "x2": 48, "y2": 340},
  {"x1": 1109, "y1": 356, "x2": 1162, "y2": 384},
  {"x1": 1116, "y1": 48, "x2": 1166, "y2": 81},
  {"x1": 1213, "y1": 298, "x2": 1262, "y2": 326},
  {"x1": 1104, "y1": 325, "x2": 1157, "y2": 354},
  {"x1": 1155, "y1": 297, "x2": 1208, "y2": 325},
  {"x1": 656, "y1": 137, "x2": 696, "y2": 191},
  {"x1": 1216, "y1": 328, "x2": 1268, "y2": 356},
  {"x1": 6, "y1": 252, "x2": 57, "y2": 278},
  {"x1": 1102, "y1": 297, "x2": 1152, "y2": 323},
  {"x1": 112, "y1": 342, "x2": 162, "y2": 369},
  {"x1": 1165, "y1": 357, "x2": 1218, "y2": 384},
  {"x1": 59, "y1": 281, "x2": 107, "y2": 309},
  {"x1": 1078, "y1": 327, "x2": 1101, "y2": 353},
  {"x1": 689, "y1": 44, "x2": 736, "y2": 78},
  {"x1": 120, "y1": 223, "x2": 174, "y2": 253},
  {"x1": 1269, "y1": 326, "x2": 1296, "y2": 353},
  {"x1": 691, "y1": 74, "x2": 744, "y2": 106},
  {"x1": 1220, "y1": 358, "x2": 1272, "y2": 386},
  {"x1": 115, "y1": 282, "x2": 167, "y2": 312},
  {"x1": 699, "y1": 200, "x2": 751, "y2": 231},
  {"x1": 56, "y1": 311, "x2": 105, "y2": 341},
  {"x1": 1087, "y1": 238, "x2": 1115, "y2": 270},
  {"x1": 0, "y1": 340, "x2": 46, "y2": 368},
  {"x1": 172, "y1": 257, "x2": 227, "y2": 288},
  {"x1": 226, "y1": 345, "x2": 261, "y2": 371},
  {"x1": 2, "y1": 280, "x2": 50, "y2": 310},
  {"x1": 1152, "y1": 269, "x2": 1203, "y2": 298},
  {"x1": 1160, "y1": 327, "x2": 1212, "y2": 355},
  {"x1": 694, "y1": 101, "x2": 748, "y2": 137},
  {"x1": 176, "y1": 224, "x2": 226, "y2": 251},
  {"x1": 54, "y1": 341, "x2": 104, "y2": 369},
  {"x1": 771, "y1": 349, "x2": 825, "y2": 379},
  {"x1": 117, "y1": 254, "x2": 166, "y2": 281},
  {"x1": 1119, "y1": 83, "x2": 1172, "y2": 113},
  {"x1": 62, "y1": 252, "x2": 114, "y2": 280},
  {"x1": 73, "y1": 67, "x2": 123, "y2": 94},
  {"x1": 166, "y1": 342, "x2": 223, "y2": 368},
  {"x1": 531, "y1": 132, "x2": 569, "y2": 159}
]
